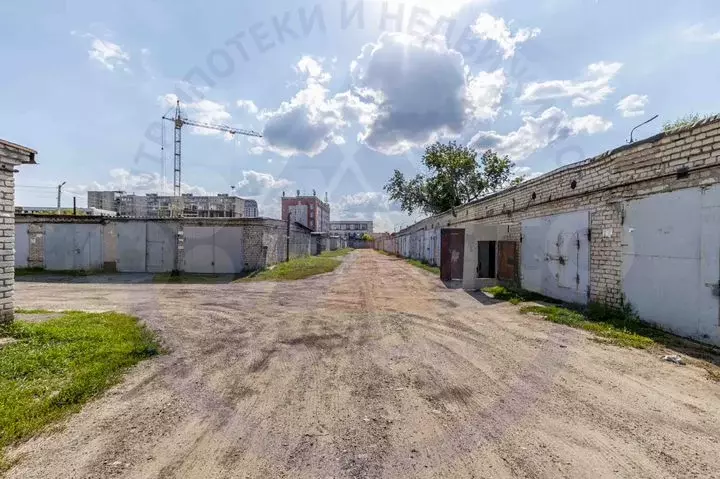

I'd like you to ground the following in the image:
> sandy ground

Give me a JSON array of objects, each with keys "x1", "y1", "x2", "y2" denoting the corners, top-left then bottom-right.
[{"x1": 7, "y1": 250, "x2": 720, "y2": 479}]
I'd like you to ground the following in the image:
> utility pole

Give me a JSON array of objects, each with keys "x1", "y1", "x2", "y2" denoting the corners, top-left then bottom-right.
[
  {"x1": 73, "y1": 197, "x2": 77, "y2": 215},
  {"x1": 56, "y1": 181, "x2": 66, "y2": 214},
  {"x1": 286, "y1": 212, "x2": 292, "y2": 262}
]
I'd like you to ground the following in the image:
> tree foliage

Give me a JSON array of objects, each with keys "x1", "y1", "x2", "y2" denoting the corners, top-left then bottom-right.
[
  {"x1": 384, "y1": 141, "x2": 522, "y2": 215},
  {"x1": 360, "y1": 233, "x2": 375, "y2": 242}
]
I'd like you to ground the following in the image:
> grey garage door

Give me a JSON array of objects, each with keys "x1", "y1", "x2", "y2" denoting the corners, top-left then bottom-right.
[
  {"x1": 183, "y1": 226, "x2": 244, "y2": 274},
  {"x1": 622, "y1": 185, "x2": 720, "y2": 345},
  {"x1": 522, "y1": 211, "x2": 590, "y2": 305}
]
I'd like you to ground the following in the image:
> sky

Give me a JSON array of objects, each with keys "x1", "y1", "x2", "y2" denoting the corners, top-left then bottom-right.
[{"x1": 2, "y1": 0, "x2": 720, "y2": 232}]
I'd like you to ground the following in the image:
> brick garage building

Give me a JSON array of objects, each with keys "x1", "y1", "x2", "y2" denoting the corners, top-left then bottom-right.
[
  {"x1": 0, "y1": 139, "x2": 36, "y2": 323},
  {"x1": 377, "y1": 117, "x2": 720, "y2": 346}
]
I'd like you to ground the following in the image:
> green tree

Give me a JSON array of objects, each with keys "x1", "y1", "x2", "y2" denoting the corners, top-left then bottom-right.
[
  {"x1": 384, "y1": 142, "x2": 522, "y2": 215},
  {"x1": 360, "y1": 233, "x2": 375, "y2": 242}
]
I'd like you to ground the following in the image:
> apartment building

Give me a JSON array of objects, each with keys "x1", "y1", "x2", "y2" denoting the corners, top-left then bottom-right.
[
  {"x1": 281, "y1": 191, "x2": 330, "y2": 232},
  {"x1": 88, "y1": 191, "x2": 258, "y2": 218}
]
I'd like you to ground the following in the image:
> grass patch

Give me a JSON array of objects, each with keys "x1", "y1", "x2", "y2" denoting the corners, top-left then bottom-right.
[
  {"x1": 319, "y1": 248, "x2": 354, "y2": 258},
  {"x1": 482, "y1": 286, "x2": 557, "y2": 304},
  {"x1": 237, "y1": 256, "x2": 341, "y2": 282},
  {"x1": 520, "y1": 304, "x2": 656, "y2": 349},
  {"x1": 406, "y1": 259, "x2": 440, "y2": 276},
  {"x1": 0, "y1": 311, "x2": 160, "y2": 469}
]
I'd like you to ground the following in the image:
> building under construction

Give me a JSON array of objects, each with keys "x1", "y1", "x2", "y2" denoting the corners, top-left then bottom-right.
[{"x1": 87, "y1": 191, "x2": 258, "y2": 218}]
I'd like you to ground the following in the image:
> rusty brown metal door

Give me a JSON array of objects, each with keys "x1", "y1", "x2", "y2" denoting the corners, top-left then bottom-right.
[
  {"x1": 497, "y1": 241, "x2": 517, "y2": 282},
  {"x1": 440, "y1": 229, "x2": 465, "y2": 281}
]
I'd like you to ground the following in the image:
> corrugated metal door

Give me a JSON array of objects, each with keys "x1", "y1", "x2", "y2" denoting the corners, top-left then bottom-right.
[
  {"x1": 117, "y1": 222, "x2": 147, "y2": 272},
  {"x1": 522, "y1": 211, "x2": 590, "y2": 304},
  {"x1": 622, "y1": 185, "x2": 719, "y2": 345},
  {"x1": 497, "y1": 241, "x2": 517, "y2": 281},
  {"x1": 440, "y1": 229, "x2": 465, "y2": 281}
]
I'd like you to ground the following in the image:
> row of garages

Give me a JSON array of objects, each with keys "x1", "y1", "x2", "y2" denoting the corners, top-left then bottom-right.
[
  {"x1": 15, "y1": 217, "x2": 320, "y2": 274},
  {"x1": 377, "y1": 183, "x2": 720, "y2": 346}
]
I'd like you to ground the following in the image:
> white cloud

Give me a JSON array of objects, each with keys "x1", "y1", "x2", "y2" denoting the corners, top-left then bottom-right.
[
  {"x1": 466, "y1": 69, "x2": 507, "y2": 120},
  {"x1": 682, "y1": 23, "x2": 720, "y2": 42},
  {"x1": 519, "y1": 61, "x2": 623, "y2": 107},
  {"x1": 469, "y1": 106, "x2": 612, "y2": 161},
  {"x1": 89, "y1": 39, "x2": 130, "y2": 71},
  {"x1": 346, "y1": 33, "x2": 507, "y2": 155},
  {"x1": 616, "y1": 94, "x2": 649, "y2": 118},
  {"x1": 334, "y1": 192, "x2": 399, "y2": 217},
  {"x1": 513, "y1": 165, "x2": 544, "y2": 181},
  {"x1": 236, "y1": 170, "x2": 293, "y2": 196},
  {"x1": 294, "y1": 56, "x2": 332, "y2": 85},
  {"x1": 251, "y1": 57, "x2": 350, "y2": 157},
  {"x1": 159, "y1": 94, "x2": 234, "y2": 137},
  {"x1": 471, "y1": 13, "x2": 540, "y2": 59},
  {"x1": 72, "y1": 31, "x2": 131, "y2": 72},
  {"x1": 71, "y1": 168, "x2": 211, "y2": 196},
  {"x1": 237, "y1": 99, "x2": 259, "y2": 114}
]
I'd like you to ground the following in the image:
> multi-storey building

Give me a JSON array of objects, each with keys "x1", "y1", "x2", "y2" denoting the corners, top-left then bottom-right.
[
  {"x1": 330, "y1": 220, "x2": 373, "y2": 239},
  {"x1": 88, "y1": 191, "x2": 257, "y2": 218},
  {"x1": 281, "y1": 191, "x2": 330, "y2": 232},
  {"x1": 87, "y1": 191, "x2": 122, "y2": 211}
]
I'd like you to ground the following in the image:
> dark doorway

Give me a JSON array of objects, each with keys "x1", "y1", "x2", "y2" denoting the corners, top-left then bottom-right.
[
  {"x1": 497, "y1": 241, "x2": 517, "y2": 282},
  {"x1": 477, "y1": 241, "x2": 496, "y2": 278},
  {"x1": 440, "y1": 229, "x2": 465, "y2": 282}
]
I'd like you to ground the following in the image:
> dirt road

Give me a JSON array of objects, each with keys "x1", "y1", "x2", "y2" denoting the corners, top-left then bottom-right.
[{"x1": 8, "y1": 250, "x2": 720, "y2": 478}]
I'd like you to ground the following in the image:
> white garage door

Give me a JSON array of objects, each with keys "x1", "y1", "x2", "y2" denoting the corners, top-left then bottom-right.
[
  {"x1": 622, "y1": 185, "x2": 720, "y2": 345},
  {"x1": 522, "y1": 211, "x2": 590, "y2": 304}
]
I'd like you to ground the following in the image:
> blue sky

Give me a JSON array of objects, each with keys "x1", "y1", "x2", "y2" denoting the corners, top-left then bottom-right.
[{"x1": 3, "y1": 0, "x2": 719, "y2": 231}]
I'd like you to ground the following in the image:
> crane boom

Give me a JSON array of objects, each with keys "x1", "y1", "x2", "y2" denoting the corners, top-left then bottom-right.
[
  {"x1": 180, "y1": 118, "x2": 262, "y2": 138},
  {"x1": 161, "y1": 100, "x2": 263, "y2": 212}
]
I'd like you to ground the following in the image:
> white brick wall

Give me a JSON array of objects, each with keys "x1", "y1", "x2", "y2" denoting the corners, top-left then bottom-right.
[
  {"x1": 384, "y1": 117, "x2": 720, "y2": 307},
  {"x1": 0, "y1": 139, "x2": 36, "y2": 323}
]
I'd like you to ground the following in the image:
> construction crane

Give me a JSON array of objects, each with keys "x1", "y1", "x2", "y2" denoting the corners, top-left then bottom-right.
[{"x1": 161, "y1": 100, "x2": 262, "y2": 199}]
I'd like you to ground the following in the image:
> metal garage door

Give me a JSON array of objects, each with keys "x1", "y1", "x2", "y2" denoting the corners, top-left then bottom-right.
[
  {"x1": 44, "y1": 224, "x2": 104, "y2": 271},
  {"x1": 440, "y1": 229, "x2": 465, "y2": 281},
  {"x1": 15, "y1": 224, "x2": 29, "y2": 268},
  {"x1": 117, "y1": 222, "x2": 147, "y2": 272},
  {"x1": 147, "y1": 223, "x2": 177, "y2": 273},
  {"x1": 522, "y1": 211, "x2": 590, "y2": 304},
  {"x1": 183, "y1": 226, "x2": 244, "y2": 274},
  {"x1": 622, "y1": 185, "x2": 720, "y2": 345}
]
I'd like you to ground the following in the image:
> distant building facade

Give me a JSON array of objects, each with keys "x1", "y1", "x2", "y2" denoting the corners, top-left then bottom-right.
[
  {"x1": 87, "y1": 191, "x2": 258, "y2": 218},
  {"x1": 330, "y1": 220, "x2": 373, "y2": 239},
  {"x1": 244, "y1": 199, "x2": 259, "y2": 218},
  {"x1": 87, "y1": 191, "x2": 121, "y2": 211},
  {"x1": 281, "y1": 191, "x2": 330, "y2": 232}
]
